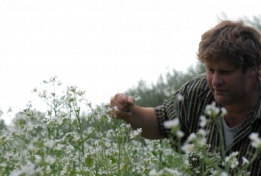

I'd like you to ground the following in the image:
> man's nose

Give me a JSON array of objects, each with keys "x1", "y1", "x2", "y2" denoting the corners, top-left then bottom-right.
[{"x1": 212, "y1": 73, "x2": 223, "y2": 86}]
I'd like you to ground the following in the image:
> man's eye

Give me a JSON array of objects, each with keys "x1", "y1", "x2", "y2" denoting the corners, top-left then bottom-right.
[
  {"x1": 207, "y1": 69, "x2": 215, "y2": 73},
  {"x1": 221, "y1": 71, "x2": 231, "y2": 75}
]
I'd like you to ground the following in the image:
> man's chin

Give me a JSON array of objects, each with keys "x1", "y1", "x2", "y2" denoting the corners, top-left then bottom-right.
[{"x1": 214, "y1": 96, "x2": 228, "y2": 106}]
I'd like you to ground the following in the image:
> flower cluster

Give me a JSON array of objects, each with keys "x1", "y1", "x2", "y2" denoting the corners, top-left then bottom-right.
[{"x1": 0, "y1": 77, "x2": 178, "y2": 176}]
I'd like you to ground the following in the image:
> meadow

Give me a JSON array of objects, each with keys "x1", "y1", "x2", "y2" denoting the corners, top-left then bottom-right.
[{"x1": 0, "y1": 77, "x2": 259, "y2": 175}]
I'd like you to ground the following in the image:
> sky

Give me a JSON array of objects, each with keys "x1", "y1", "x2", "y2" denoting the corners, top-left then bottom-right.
[{"x1": 0, "y1": 0, "x2": 260, "y2": 124}]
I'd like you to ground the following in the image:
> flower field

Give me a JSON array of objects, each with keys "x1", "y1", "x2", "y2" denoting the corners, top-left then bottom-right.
[{"x1": 0, "y1": 77, "x2": 260, "y2": 175}]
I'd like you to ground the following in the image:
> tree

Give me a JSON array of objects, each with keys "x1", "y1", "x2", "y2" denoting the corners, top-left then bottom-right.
[{"x1": 125, "y1": 62, "x2": 205, "y2": 107}]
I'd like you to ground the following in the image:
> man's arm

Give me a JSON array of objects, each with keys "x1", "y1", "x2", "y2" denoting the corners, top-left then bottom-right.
[{"x1": 110, "y1": 94, "x2": 165, "y2": 140}]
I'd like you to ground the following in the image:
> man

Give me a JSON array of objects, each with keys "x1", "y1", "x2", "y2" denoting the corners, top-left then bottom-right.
[{"x1": 110, "y1": 20, "x2": 261, "y2": 175}]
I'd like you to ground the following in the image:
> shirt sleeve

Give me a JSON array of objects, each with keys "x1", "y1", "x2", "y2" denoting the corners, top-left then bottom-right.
[{"x1": 154, "y1": 92, "x2": 180, "y2": 138}]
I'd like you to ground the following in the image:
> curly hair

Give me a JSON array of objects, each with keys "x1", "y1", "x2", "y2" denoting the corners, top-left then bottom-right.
[{"x1": 197, "y1": 20, "x2": 261, "y2": 72}]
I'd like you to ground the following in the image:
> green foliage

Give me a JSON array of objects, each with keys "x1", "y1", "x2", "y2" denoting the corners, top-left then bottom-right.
[
  {"x1": 125, "y1": 62, "x2": 205, "y2": 107},
  {"x1": 0, "y1": 119, "x2": 6, "y2": 132}
]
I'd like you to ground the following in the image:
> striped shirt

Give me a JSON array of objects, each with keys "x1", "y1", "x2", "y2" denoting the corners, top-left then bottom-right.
[{"x1": 155, "y1": 73, "x2": 261, "y2": 175}]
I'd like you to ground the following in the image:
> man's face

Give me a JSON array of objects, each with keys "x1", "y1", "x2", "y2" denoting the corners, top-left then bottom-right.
[{"x1": 205, "y1": 59, "x2": 253, "y2": 106}]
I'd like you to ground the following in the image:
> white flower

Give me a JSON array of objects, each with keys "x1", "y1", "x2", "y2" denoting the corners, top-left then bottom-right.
[
  {"x1": 0, "y1": 163, "x2": 7, "y2": 167},
  {"x1": 113, "y1": 106, "x2": 118, "y2": 111},
  {"x1": 197, "y1": 129, "x2": 207, "y2": 137},
  {"x1": 130, "y1": 128, "x2": 142, "y2": 139},
  {"x1": 45, "y1": 155, "x2": 56, "y2": 165},
  {"x1": 134, "y1": 95, "x2": 141, "y2": 101},
  {"x1": 221, "y1": 107, "x2": 227, "y2": 116},
  {"x1": 126, "y1": 124, "x2": 131, "y2": 129},
  {"x1": 249, "y1": 133, "x2": 261, "y2": 148},
  {"x1": 164, "y1": 118, "x2": 179, "y2": 128},
  {"x1": 10, "y1": 161, "x2": 36, "y2": 176},
  {"x1": 46, "y1": 165, "x2": 52, "y2": 174},
  {"x1": 197, "y1": 138, "x2": 206, "y2": 146},
  {"x1": 176, "y1": 130, "x2": 184, "y2": 138},
  {"x1": 220, "y1": 172, "x2": 228, "y2": 176},
  {"x1": 187, "y1": 133, "x2": 196, "y2": 142},
  {"x1": 164, "y1": 168, "x2": 182, "y2": 175},
  {"x1": 44, "y1": 140, "x2": 56, "y2": 148},
  {"x1": 199, "y1": 115, "x2": 207, "y2": 127},
  {"x1": 55, "y1": 144, "x2": 64, "y2": 151},
  {"x1": 181, "y1": 143, "x2": 195, "y2": 154},
  {"x1": 205, "y1": 101, "x2": 219, "y2": 115},
  {"x1": 225, "y1": 152, "x2": 239, "y2": 169},
  {"x1": 242, "y1": 157, "x2": 249, "y2": 166},
  {"x1": 35, "y1": 155, "x2": 42, "y2": 164},
  {"x1": 25, "y1": 122, "x2": 34, "y2": 131},
  {"x1": 148, "y1": 169, "x2": 157, "y2": 176},
  {"x1": 177, "y1": 94, "x2": 183, "y2": 101}
]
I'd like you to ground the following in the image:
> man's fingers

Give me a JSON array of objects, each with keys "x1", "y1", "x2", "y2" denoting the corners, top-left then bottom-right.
[
  {"x1": 109, "y1": 93, "x2": 136, "y2": 119},
  {"x1": 108, "y1": 107, "x2": 132, "y2": 119},
  {"x1": 111, "y1": 94, "x2": 134, "y2": 112},
  {"x1": 127, "y1": 96, "x2": 135, "y2": 106},
  {"x1": 114, "y1": 110, "x2": 132, "y2": 119}
]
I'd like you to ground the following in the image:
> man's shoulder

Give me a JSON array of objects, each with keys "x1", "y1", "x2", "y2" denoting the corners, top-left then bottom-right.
[
  {"x1": 190, "y1": 73, "x2": 207, "y2": 81},
  {"x1": 179, "y1": 73, "x2": 208, "y2": 92}
]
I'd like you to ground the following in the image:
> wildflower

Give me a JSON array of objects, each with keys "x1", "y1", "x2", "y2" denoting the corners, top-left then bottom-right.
[
  {"x1": 55, "y1": 143, "x2": 64, "y2": 151},
  {"x1": 164, "y1": 118, "x2": 179, "y2": 128},
  {"x1": 181, "y1": 143, "x2": 195, "y2": 154},
  {"x1": 149, "y1": 169, "x2": 157, "y2": 176},
  {"x1": 249, "y1": 132, "x2": 261, "y2": 148},
  {"x1": 187, "y1": 133, "x2": 196, "y2": 142},
  {"x1": 220, "y1": 172, "x2": 229, "y2": 176},
  {"x1": 45, "y1": 155, "x2": 56, "y2": 165},
  {"x1": 164, "y1": 168, "x2": 182, "y2": 175},
  {"x1": 220, "y1": 107, "x2": 227, "y2": 116},
  {"x1": 0, "y1": 163, "x2": 7, "y2": 167},
  {"x1": 130, "y1": 128, "x2": 142, "y2": 139},
  {"x1": 126, "y1": 124, "x2": 131, "y2": 129},
  {"x1": 34, "y1": 155, "x2": 42, "y2": 164},
  {"x1": 225, "y1": 152, "x2": 239, "y2": 169},
  {"x1": 212, "y1": 171, "x2": 228, "y2": 176},
  {"x1": 197, "y1": 138, "x2": 207, "y2": 146},
  {"x1": 10, "y1": 161, "x2": 36, "y2": 176},
  {"x1": 46, "y1": 165, "x2": 52, "y2": 174},
  {"x1": 205, "y1": 101, "x2": 219, "y2": 115},
  {"x1": 199, "y1": 115, "x2": 207, "y2": 127},
  {"x1": 197, "y1": 129, "x2": 207, "y2": 137},
  {"x1": 177, "y1": 94, "x2": 184, "y2": 101},
  {"x1": 113, "y1": 106, "x2": 118, "y2": 111},
  {"x1": 24, "y1": 122, "x2": 34, "y2": 131},
  {"x1": 134, "y1": 95, "x2": 141, "y2": 101},
  {"x1": 242, "y1": 157, "x2": 249, "y2": 166},
  {"x1": 44, "y1": 139, "x2": 56, "y2": 148},
  {"x1": 176, "y1": 130, "x2": 184, "y2": 138}
]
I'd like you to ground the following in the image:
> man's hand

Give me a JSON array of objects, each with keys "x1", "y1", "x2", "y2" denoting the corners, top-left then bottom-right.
[{"x1": 109, "y1": 94, "x2": 135, "y2": 119}]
